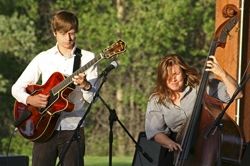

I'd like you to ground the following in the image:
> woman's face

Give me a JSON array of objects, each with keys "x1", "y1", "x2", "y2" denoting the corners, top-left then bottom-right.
[{"x1": 166, "y1": 64, "x2": 185, "y2": 92}]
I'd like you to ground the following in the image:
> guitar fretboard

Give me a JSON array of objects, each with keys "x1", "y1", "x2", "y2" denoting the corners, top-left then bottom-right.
[{"x1": 51, "y1": 53, "x2": 103, "y2": 95}]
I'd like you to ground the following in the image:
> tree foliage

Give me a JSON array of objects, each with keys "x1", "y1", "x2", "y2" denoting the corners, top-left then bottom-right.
[{"x1": 0, "y1": 0, "x2": 215, "y2": 156}]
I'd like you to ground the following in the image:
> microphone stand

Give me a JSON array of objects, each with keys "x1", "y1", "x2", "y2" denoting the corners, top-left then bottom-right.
[
  {"x1": 57, "y1": 66, "x2": 153, "y2": 166},
  {"x1": 204, "y1": 74, "x2": 250, "y2": 139},
  {"x1": 97, "y1": 76, "x2": 153, "y2": 166},
  {"x1": 56, "y1": 73, "x2": 108, "y2": 166}
]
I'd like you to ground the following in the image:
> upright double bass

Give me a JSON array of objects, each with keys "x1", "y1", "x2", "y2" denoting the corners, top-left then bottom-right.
[{"x1": 175, "y1": 4, "x2": 245, "y2": 166}]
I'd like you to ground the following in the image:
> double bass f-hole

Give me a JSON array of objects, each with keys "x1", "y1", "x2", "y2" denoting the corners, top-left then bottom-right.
[{"x1": 175, "y1": 4, "x2": 243, "y2": 166}]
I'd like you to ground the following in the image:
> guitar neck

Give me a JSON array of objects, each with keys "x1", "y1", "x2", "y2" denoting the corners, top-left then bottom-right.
[{"x1": 51, "y1": 54, "x2": 103, "y2": 95}]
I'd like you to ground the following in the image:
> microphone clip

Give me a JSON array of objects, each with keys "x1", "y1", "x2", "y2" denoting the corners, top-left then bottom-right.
[{"x1": 98, "y1": 61, "x2": 118, "y2": 79}]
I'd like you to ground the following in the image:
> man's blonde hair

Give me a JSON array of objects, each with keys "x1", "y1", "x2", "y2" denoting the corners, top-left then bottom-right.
[{"x1": 51, "y1": 10, "x2": 78, "y2": 33}]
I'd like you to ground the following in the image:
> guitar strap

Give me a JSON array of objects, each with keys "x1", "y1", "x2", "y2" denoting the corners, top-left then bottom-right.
[
  {"x1": 73, "y1": 47, "x2": 82, "y2": 72},
  {"x1": 71, "y1": 47, "x2": 82, "y2": 89}
]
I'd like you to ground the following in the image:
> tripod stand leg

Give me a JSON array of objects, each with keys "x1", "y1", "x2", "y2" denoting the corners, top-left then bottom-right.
[{"x1": 98, "y1": 95, "x2": 153, "y2": 165}]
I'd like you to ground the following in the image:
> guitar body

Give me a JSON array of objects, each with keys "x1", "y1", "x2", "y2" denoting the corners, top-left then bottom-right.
[{"x1": 13, "y1": 72, "x2": 74, "y2": 142}]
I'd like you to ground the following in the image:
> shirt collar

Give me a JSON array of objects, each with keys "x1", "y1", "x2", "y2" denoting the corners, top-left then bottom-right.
[
  {"x1": 181, "y1": 86, "x2": 193, "y2": 100},
  {"x1": 53, "y1": 43, "x2": 77, "y2": 58}
]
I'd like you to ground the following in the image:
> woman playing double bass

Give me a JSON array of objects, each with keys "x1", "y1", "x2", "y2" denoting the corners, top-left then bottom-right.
[{"x1": 145, "y1": 54, "x2": 243, "y2": 165}]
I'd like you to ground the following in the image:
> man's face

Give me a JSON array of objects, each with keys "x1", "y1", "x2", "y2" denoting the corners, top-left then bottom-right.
[{"x1": 54, "y1": 29, "x2": 76, "y2": 49}]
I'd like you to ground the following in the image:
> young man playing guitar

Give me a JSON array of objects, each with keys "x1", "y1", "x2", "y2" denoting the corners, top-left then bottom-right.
[{"x1": 12, "y1": 10, "x2": 98, "y2": 166}]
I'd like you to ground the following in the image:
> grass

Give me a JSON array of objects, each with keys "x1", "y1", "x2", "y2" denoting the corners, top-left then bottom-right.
[
  {"x1": 23, "y1": 155, "x2": 133, "y2": 166},
  {"x1": 85, "y1": 156, "x2": 133, "y2": 166}
]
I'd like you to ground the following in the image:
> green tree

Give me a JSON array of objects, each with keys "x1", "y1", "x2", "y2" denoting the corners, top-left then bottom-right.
[{"x1": 0, "y1": 0, "x2": 215, "y2": 157}]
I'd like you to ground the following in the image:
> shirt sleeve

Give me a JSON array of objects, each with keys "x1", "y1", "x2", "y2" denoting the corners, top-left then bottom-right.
[
  {"x1": 145, "y1": 97, "x2": 169, "y2": 140},
  {"x1": 11, "y1": 55, "x2": 41, "y2": 104},
  {"x1": 207, "y1": 79, "x2": 230, "y2": 103},
  {"x1": 80, "y1": 56, "x2": 98, "y2": 103}
]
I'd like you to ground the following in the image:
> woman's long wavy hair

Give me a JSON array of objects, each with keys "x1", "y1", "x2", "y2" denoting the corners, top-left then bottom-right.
[{"x1": 151, "y1": 54, "x2": 200, "y2": 104}]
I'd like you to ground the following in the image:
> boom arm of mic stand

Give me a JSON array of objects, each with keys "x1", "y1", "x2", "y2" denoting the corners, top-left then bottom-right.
[{"x1": 204, "y1": 75, "x2": 250, "y2": 139}]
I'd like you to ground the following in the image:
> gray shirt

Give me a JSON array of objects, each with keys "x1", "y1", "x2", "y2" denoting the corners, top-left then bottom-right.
[{"x1": 145, "y1": 79, "x2": 230, "y2": 140}]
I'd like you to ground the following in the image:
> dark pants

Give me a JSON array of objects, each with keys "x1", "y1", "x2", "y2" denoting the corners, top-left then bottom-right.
[{"x1": 32, "y1": 128, "x2": 85, "y2": 166}]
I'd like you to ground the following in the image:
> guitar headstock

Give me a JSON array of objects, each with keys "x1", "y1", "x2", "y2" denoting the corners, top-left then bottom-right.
[{"x1": 102, "y1": 40, "x2": 126, "y2": 59}]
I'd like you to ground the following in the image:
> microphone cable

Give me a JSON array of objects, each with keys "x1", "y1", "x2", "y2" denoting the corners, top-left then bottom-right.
[{"x1": 6, "y1": 127, "x2": 18, "y2": 157}]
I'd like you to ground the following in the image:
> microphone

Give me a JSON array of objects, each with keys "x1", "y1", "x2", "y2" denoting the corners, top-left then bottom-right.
[{"x1": 98, "y1": 61, "x2": 118, "y2": 78}]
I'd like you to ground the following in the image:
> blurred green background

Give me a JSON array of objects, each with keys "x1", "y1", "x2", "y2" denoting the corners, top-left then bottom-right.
[{"x1": 0, "y1": 0, "x2": 215, "y2": 165}]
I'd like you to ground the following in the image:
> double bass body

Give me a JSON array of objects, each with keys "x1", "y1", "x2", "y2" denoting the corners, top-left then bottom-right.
[
  {"x1": 174, "y1": 4, "x2": 245, "y2": 166},
  {"x1": 192, "y1": 95, "x2": 244, "y2": 166}
]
